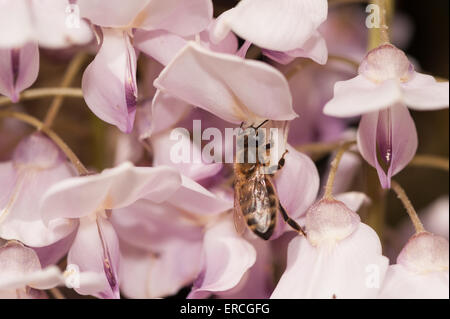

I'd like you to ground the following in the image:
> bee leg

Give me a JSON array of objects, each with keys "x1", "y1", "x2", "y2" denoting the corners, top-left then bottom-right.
[
  {"x1": 279, "y1": 203, "x2": 307, "y2": 236},
  {"x1": 263, "y1": 149, "x2": 288, "y2": 174}
]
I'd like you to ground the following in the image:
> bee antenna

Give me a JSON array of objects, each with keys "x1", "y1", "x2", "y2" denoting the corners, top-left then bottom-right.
[{"x1": 255, "y1": 119, "x2": 269, "y2": 130}]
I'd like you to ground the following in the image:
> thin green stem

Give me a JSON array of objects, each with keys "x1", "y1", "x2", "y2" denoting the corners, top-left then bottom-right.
[
  {"x1": 0, "y1": 110, "x2": 88, "y2": 175},
  {"x1": 409, "y1": 155, "x2": 449, "y2": 172},
  {"x1": 323, "y1": 141, "x2": 356, "y2": 199},
  {"x1": 391, "y1": 180, "x2": 426, "y2": 234},
  {"x1": 0, "y1": 88, "x2": 83, "y2": 108},
  {"x1": 43, "y1": 52, "x2": 88, "y2": 128}
]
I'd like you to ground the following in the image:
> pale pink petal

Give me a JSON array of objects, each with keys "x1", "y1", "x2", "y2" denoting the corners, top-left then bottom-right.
[
  {"x1": 200, "y1": 20, "x2": 238, "y2": 55},
  {"x1": 335, "y1": 192, "x2": 370, "y2": 213},
  {"x1": 286, "y1": 31, "x2": 328, "y2": 65},
  {"x1": 170, "y1": 175, "x2": 233, "y2": 215},
  {"x1": 263, "y1": 31, "x2": 328, "y2": 65},
  {"x1": 217, "y1": 239, "x2": 273, "y2": 298},
  {"x1": 137, "y1": 0, "x2": 213, "y2": 36},
  {"x1": 68, "y1": 217, "x2": 119, "y2": 299},
  {"x1": 25, "y1": 266, "x2": 62, "y2": 290},
  {"x1": 147, "y1": 91, "x2": 191, "y2": 137},
  {"x1": 120, "y1": 240, "x2": 202, "y2": 298},
  {"x1": 357, "y1": 104, "x2": 418, "y2": 188},
  {"x1": 111, "y1": 200, "x2": 203, "y2": 252},
  {"x1": 272, "y1": 145, "x2": 319, "y2": 238},
  {"x1": 213, "y1": 0, "x2": 327, "y2": 51},
  {"x1": 323, "y1": 75, "x2": 403, "y2": 117},
  {"x1": 271, "y1": 223, "x2": 389, "y2": 298},
  {"x1": 81, "y1": 28, "x2": 137, "y2": 133},
  {"x1": 378, "y1": 264, "x2": 449, "y2": 299},
  {"x1": 358, "y1": 44, "x2": 415, "y2": 83},
  {"x1": 32, "y1": 0, "x2": 93, "y2": 49},
  {"x1": 397, "y1": 232, "x2": 449, "y2": 274},
  {"x1": 188, "y1": 217, "x2": 257, "y2": 298},
  {"x1": 40, "y1": 162, "x2": 182, "y2": 222},
  {"x1": 151, "y1": 131, "x2": 223, "y2": 181},
  {"x1": 33, "y1": 229, "x2": 77, "y2": 268},
  {"x1": 380, "y1": 232, "x2": 449, "y2": 299},
  {"x1": 154, "y1": 42, "x2": 297, "y2": 124},
  {"x1": 262, "y1": 50, "x2": 295, "y2": 65},
  {"x1": 134, "y1": 30, "x2": 187, "y2": 66},
  {"x1": 0, "y1": 0, "x2": 35, "y2": 47},
  {"x1": 0, "y1": 42, "x2": 39, "y2": 102},
  {"x1": 402, "y1": 73, "x2": 449, "y2": 111},
  {"x1": 0, "y1": 134, "x2": 76, "y2": 247},
  {"x1": 77, "y1": 0, "x2": 150, "y2": 28},
  {"x1": 0, "y1": 241, "x2": 41, "y2": 290}
]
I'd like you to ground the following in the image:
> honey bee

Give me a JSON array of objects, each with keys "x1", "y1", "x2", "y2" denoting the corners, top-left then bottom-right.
[{"x1": 233, "y1": 120, "x2": 306, "y2": 240}]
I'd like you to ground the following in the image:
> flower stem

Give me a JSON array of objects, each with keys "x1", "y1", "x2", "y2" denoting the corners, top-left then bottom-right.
[
  {"x1": 43, "y1": 52, "x2": 88, "y2": 128},
  {"x1": 48, "y1": 288, "x2": 65, "y2": 299},
  {"x1": 368, "y1": 0, "x2": 394, "y2": 50},
  {"x1": 0, "y1": 110, "x2": 88, "y2": 175},
  {"x1": 323, "y1": 141, "x2": 356, "y2": 200},
  {"x1": 295, "y1": 139, "x2": 356, "y2": 161},
  {"x1": 409, "y1": 155, "x2": 449, "y2": 172},
  {"x1": 391, "y1": 180, "x2": 425, "y2": 234},
  {"x1": 0, "y1": 88, "x2": 83, "y2": 108}
]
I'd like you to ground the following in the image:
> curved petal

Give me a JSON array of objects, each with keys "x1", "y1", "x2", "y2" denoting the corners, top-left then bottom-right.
[
  {"x1": 379, "y1": 264, "x2": 449, "y2": 299},
  {"x1": 32, "y1": 0, "x2": 93, "y2": 49},
  {"x1": 188, "y1": 217, "x2": 256, "y2": 298},
  {"x1": 323, "y1": 76, "x2": 403, "y2": 117},
  {"x1": 264, "y1": 31, "x2": 328, "y2": 65},
  {"x1": 120, "y1": 239, "x2": 203, "y2": 298},
  {"x1": 0, "y1": 241, "x2": 41, "y2": 290},
  {"x1": 213, "y1": 0, "x2": 327, "y2": 51},
  {"x1": 170, "y1": 175, "x2": 233, "y2": 215},
  {"x1": 40, "y1": 162, "x2": 182, "y2": 222},
  {"x1": 335, "y1": 192, "x2": 370, "y2": 213},
  {"x1": 111, "y1": 200, "x2": 203, "y2": 251},
  {"x1": 78, "y1": 0, "x2": 150, "y2": 28},
  {"x1": 271, "y1": 223, "x2": 389, "y2": 298},
  {"x1": 0, "y1": 42, "x2": 39, "y2": 102},
  {"x1": 151, "y1": 130, "x2": 223, "y2": 181},
  {"x1": 68, "y1": 217, "x2": 120, "y2": 299},
  {"x1": 0, "y1": 135, "x2": 76, "y2": 247},
  {"x1": 137, "y1": 0, "x2": 213, "y2": 37},
  {"x1": 273, "y1": 146, "x2": 320, "y2": 238},
  {"x1": 134, "y1": 30, "x2": 187, "y2": 66},
  {"x1": 357, "y1": 104, "x2": 417, "y2": 188},
  {"x1": 81, "y1": 28, "x2": 137, "y2": 133},
  {"x1": 154, "y1": 42, "x2": 297, "y2": 124},
  {"x1": 148, "y1": 91, "x2": 192, "y2": 137},
  {"x1": 0, "y1": 0, "x2": 35, "y2": 47},
  {"x1": 402, "y1": 73, "x2": 449, "y2": 111},
  {"x1": 33, "y1": 228, "x2": 77, "y2": 268}
]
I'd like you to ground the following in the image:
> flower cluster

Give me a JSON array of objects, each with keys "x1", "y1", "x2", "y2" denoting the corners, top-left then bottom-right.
[{"x1": 0, "y1": 0, "x2": 448, "y2": 299}]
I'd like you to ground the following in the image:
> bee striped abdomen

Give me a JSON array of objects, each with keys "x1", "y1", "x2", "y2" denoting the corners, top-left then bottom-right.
[{"x1": 237, "y1": 173, "x2": 277, "y2": 240}]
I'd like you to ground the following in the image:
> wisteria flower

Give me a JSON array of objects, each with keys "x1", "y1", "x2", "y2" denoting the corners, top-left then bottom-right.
[
  {"x1": 40, "y1": 162, "x2": 183, "y2": 298},
  {"x1": 0, "y1": 0, "x2": 92, "y2": 101},
  {"x1": 111, "y1": 175, "x2": 233, "y2": 298},
  {"x1": 213, "y1": 0, "x2": 328, "y2": 64},
  {"x1": 271, "y1": 197, "x2": 388, "y2": 299},
  {"x1": 79, "y1": 0, "x2": 213, "y2": 133},
  {"x1": 154, "y1": 41, "x2": 297, "y2": 125},
  {"x1": 324, "y1": 44, "x2": 449, "y2": 188},
  {"x1": 379, "y1": 232, "x2": 449, "y2": 299},
  {"x1": 0, "y1": 133, "x2": 76, "y2": 247},
  {"x1": 0, "y1": 241, "x2": 61, "y2": 299}
]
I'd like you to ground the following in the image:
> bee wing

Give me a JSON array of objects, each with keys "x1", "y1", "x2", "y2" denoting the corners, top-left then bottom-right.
[{"x1": 233, "y1": 187, "x2": 247, "y2": 236}]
